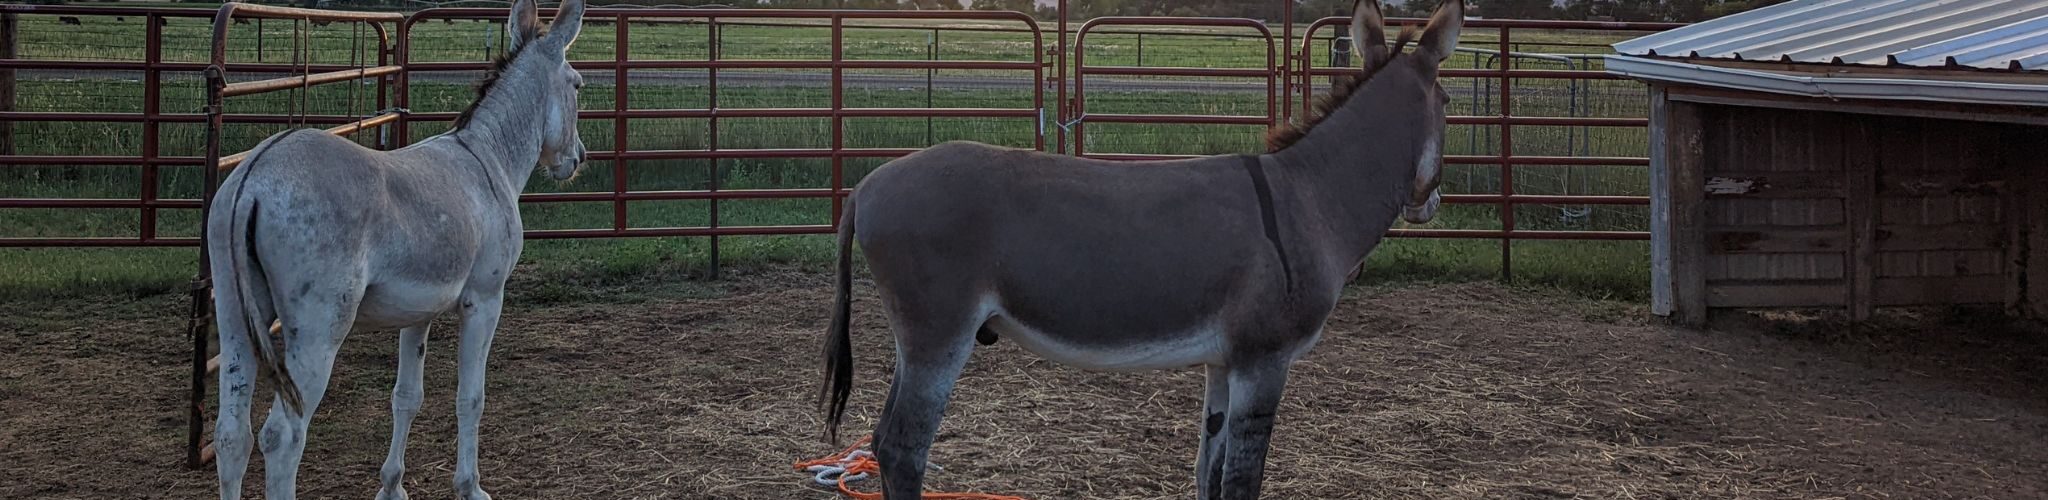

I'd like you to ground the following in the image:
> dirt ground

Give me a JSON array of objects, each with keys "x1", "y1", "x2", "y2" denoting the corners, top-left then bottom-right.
[{"x1": 4, "y1": 271, "x2": 2046, "y2": 499}]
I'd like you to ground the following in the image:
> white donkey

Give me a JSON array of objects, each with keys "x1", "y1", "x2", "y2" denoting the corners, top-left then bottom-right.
[{"x1": 206, "y1": 0, "x2": 587, "y2": 498}]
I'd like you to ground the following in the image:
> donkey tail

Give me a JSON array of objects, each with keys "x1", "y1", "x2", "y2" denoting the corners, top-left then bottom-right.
[
  {"x1": 819, "y1": 196, "x2": 857, "y2": 445},
  {"x1": 222, "y1": 131, "x2": 306, "y2": 414}
]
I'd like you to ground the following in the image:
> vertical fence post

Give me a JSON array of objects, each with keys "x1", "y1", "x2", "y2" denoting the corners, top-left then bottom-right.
[
  {"x1": 926, "y1": 28, "x2": 936, "y2": 145},
  {"x1": 707, "y1": 17, "x2": 721, "y2": 279},
  {"x1": 1134, "y1": 33, "x2": 1142, "y2": 67},
  {"x1": 1498, "y1": 26, "x2": 1515, "y2": 281},
  {"x1": 1, "y1": 12, "x2": 16, "y2": 158},
  {"x1": 1280, "y1": 0, "x2": 1292, "y2": 125},
  {"x1": 612, "y1": 14, "x2": 628, "y2": 245},
  {"x1": 190, "y1": 61, "x2": 226, "y2": 471},
  {"x1": 1054, "y1": 0, "x2": 1067, "y2": 154},
  {"x1": 394, "y1": 17, "x2": 409, "y2": 149},
  {"x1": 142, "y1": 14, "x2": 162, "y2": 243},
  {"x1": 1327, "y1": 36, "x2": 1349, "y2": 88},
  {"x1": 829, "y1": 16, "x2": 844, "y2": 234}
]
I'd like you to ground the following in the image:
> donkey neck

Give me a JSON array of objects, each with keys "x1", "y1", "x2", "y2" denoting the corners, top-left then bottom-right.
[
  {"x1": 451, "y1": 59, "x2": 548, "y2": 196},
  {"x1": 1268, "y1": 87, "x2": 1417, "y2": 267}
]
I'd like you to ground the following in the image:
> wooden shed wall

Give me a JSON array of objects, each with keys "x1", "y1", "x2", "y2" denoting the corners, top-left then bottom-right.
[{"x1": 1657, "y1": 97, "x2": 2048, "y2": 324}]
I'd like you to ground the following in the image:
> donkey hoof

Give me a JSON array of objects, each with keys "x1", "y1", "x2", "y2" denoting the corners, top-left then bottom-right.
[
  {"x1": 375, "y1": 486, "x2": 409, "y2": 500},
  {"x1": 456, "y1": 486, "x2": 492, "y2": 500}
]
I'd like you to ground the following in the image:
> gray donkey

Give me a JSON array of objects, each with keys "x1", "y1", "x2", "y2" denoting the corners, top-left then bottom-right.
[
  {"x1": 820, "y1": 1, "x2": 1464, "y2": 498},
  {"x1": 205, "y1": 0, "x2": 588, "y2": 498}
]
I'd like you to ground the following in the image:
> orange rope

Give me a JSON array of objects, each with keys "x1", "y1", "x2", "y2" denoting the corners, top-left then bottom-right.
[{"x1": 793, "y1": 435, "x2": 1027, "y2": 500}]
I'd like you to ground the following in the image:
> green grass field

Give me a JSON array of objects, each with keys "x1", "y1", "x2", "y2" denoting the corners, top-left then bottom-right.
[{"x1": 1, "y1": 10, "x2": 1659, "y2": 303}]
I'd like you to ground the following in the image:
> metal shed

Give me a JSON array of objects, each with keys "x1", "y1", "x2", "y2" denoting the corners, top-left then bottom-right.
[{"x1": 1607, "y1": 0, "x2": 2048, "y2": 325}]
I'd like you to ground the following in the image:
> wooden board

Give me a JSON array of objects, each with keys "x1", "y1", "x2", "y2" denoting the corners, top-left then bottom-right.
[
  {"x1": 1667, "y1": 98, "x2": 1709, "y2": 326},
  {"x1": 1705, "y1": 172, "x2": 1845, "y2": 199},
  {"x1": 1878, "y1": 172, "x2": 2006, "y2": 197},
  {"x1": 1707, "y1": 254, "x2": 1846, "y2": 281},
  {"x1": 1649, "y1": 87, "x2": 1673, "y2": 317},
  {"x1": 1874, "y1": 276, "x2": 2005, "y2": 306},
  {"x1": 1845, "y1": 118, "x2": 1878, "y2": 320},
  {"x1": 1707, "y1": 280, "x2": 1847, "y2": 307},
  {"x1": 1708, "y1": 226, "x2": 1845, "y2": 253},
  {"x1": 1874, "y1": 224, "x2": 2006, "y2": 252}
]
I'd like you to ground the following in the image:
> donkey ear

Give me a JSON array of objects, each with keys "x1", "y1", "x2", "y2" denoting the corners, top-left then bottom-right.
[
  {"x1": 505, "y1": 0, "x2": 543, "y2": 54},
  {"x1": 1415, "y1": 0, "x2": 1465, "y2": 65},
  {"x1": 1349, "y1": 0, "x2": 1391, "y2": 73},
  {"x1": 543, "y1": 0, "x2": 586, "y2": 51}
]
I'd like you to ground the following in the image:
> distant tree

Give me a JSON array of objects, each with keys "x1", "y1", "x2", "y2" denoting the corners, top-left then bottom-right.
[
  {"x1": 969, "y1": 0, "x2": 1036, "y2": 13},
  {"x1": 1292, "y1": 0, "x2": 1429, "y2": 22},
  {"x1": 1663, "y1": 0, "x2": 1712, "y2": 21},
  {"x1": 1704, "y1": 0, "x2": 1793, "y2": 18},
  {"x1": 1382, "y1": 0, "x2": 1432, "y2": 18},
  {"x1": 1559, "y1": 0, "x2": 1790, "y2": 22},
  {"x1": 1473, "y1": 0, "x2": 1558, "y2": 19}
]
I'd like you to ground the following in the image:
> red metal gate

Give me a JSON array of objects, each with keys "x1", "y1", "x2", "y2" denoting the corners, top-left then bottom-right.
[
  {"x1": 0, "y1": 6, "x2": 1679, "y2": 260},
  {"x1": 1293, "y1": 16, "x2": 1680, "y2": 277},
  {"x1": 398, "y1": 8, "x2": 1045, "y2": 258},
  {"x1": 1068, "y1": 17, "x2": 1276, "y2": 160}
]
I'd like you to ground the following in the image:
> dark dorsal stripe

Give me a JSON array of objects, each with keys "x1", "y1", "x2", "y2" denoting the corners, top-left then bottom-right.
[{"x1": 1241, "y1": 154, "x2": 1293, "y2": 289}]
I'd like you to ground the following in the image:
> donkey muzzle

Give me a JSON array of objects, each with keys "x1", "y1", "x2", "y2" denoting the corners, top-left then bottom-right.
[
  {"x1": 545, "y1": 158, "x2": 581, "y2": 181},
  {"x1": 544, "y1": 146, "x2": 588, "y2": 181},
  {"x1": 1402, "y1": 189, "x2": 1440, "y2": 224}
]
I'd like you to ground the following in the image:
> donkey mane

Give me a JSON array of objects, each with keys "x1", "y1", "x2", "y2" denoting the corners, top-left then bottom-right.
[
  {"x1": 453, "y1": 29, "x2": 546, "y2": 130},
  {"x1": 1264, "y1": 25, "x2": 1420, "y2": 152}
]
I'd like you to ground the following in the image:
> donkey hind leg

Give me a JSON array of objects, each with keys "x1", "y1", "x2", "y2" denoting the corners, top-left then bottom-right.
[
  {"x1": 453, "y1": 295, "x2": 505, "y2": 500},
  {"x1": 260, "y1": 300, "x2": 359, "y2": 500},
  {"x1": 1195, "y1": 363, "x2": 1232, "y2": 500},
  {"x1": 1217, "y1": 359, "x2": 1293, "y2": 500},
  {"x1": 213, "y1": 284, "x2": 274, "y2": 500},
  {"x1": 377, "y1": 323, "x2": 432, "y2": 500},
  {"x1": 874, "y1": 316, "x2": 981, "y2": 500}
]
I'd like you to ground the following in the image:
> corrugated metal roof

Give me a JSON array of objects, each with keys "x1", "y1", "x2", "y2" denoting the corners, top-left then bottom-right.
[{"x1": 1612, "y1": 0, "x2": 2048, "y2": 71}]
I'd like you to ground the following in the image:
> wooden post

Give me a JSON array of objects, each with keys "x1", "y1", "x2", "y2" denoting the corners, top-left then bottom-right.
[
  {"x1": 1844, "y1": 119, "x2": 1878, "y2": 321},
  {"x1": 2005, "y1": 126, "x2": 2032, "y2": 316},
  {"x1": 1663, "y1": 94, "x2": 1709, "y2": 327},
  {"x1": 2017, "y1": 128, "x2": 2048, "y2": 318},
  {"x1": 1648, "y1": 87, "x2": 1672, "y2": 316},
  {"x1": 2, "y1": 13, "x2": 17, "y2": 158}
]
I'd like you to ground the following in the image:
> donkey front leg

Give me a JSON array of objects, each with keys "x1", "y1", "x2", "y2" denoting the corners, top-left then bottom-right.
[
  {"x1": 378, "y1": 323, "x2": 432, "y2": 500},
  {"x1": 874, "y1": 320, "x2": 979, "y2": 500},
  {"x1": 454, "y1": 295, "x2": 504, "y2": 500},
  {"x1": 1217, "y1": 359, "x2": 1293, "y2": 500},
  {"x1": 1195, "y1": 363, "x2": 1232, "y2": 500}
]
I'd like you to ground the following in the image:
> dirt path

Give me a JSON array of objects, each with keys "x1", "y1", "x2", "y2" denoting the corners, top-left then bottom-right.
[{"x1": 3, "y1": 272, "x2": 2044, "y2": 499}]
